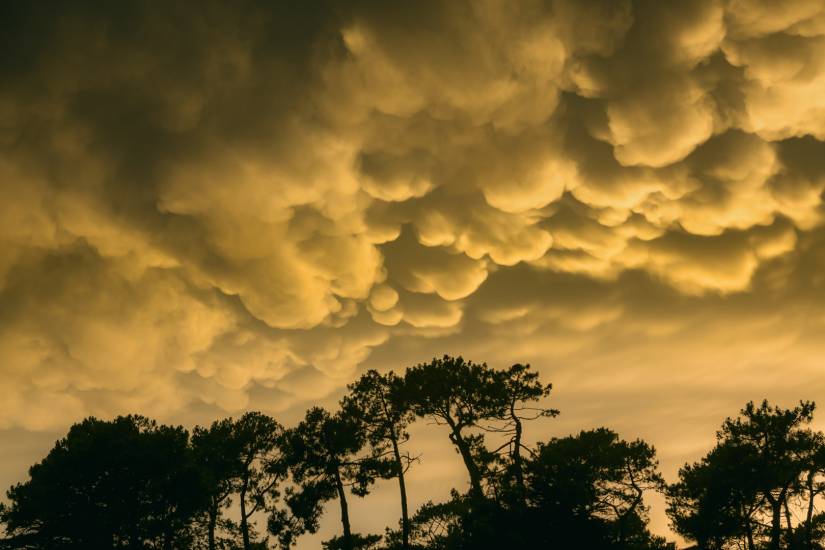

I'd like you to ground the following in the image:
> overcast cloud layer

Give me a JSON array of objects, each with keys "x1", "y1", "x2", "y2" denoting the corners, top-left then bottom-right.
[{"x1": 2, "y1": 0, "x2": 825, "y2": 541}]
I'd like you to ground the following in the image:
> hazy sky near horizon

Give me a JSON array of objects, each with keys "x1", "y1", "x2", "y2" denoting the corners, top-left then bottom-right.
[{"x1": 2, "y1": 0, "x2": 825, "y2": 543}]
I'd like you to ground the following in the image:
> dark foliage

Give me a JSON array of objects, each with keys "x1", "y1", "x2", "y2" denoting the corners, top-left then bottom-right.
[
  {"x1": 276, "y1": 407, "x2": 380, "y2": 550},
  {"x1": 1, "y1": 415, "x2": 207, "y2": 549},
  {"x1": 667, "y1": 400, "x2": 825, "y2": 550},
  {"x1": 2, "y1": 356, "x2": 820, "y2": 550},
  {"x1": 341, "y1": 370, "x2": 416, "y2": 550}
]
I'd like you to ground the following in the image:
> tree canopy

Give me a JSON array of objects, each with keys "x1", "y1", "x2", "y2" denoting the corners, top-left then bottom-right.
[
  {"x1": 667, "y1": 400, "x2": 825, "y2": 550},
  {"x1": 1, "y1": 356, "x2": 820, "y2": 550},
  {"x1": 1, "y1": 415, "x2": 207, "y2": 549}
]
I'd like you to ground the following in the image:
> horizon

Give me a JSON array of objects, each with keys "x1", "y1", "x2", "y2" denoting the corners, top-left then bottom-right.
[{"x1": 2, "y1": 364, "x2": 824, "y2": 549}]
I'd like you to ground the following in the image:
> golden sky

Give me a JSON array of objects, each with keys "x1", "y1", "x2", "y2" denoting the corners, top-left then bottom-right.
[{"x1": 2, "y1": 0, "x2": 825, "y2": 544}]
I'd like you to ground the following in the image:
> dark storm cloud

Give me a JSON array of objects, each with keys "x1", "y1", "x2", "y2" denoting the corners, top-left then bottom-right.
[{"x1": 1, "y1": 0, "x2": 825, "y2": 438}]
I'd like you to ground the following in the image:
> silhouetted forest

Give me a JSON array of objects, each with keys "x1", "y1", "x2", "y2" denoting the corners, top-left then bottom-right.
[{"x1": 1, "y1": 355, "x2": 823, "y2": 550}]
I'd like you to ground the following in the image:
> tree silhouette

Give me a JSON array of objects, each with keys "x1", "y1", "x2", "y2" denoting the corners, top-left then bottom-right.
[
  {"x1": 527, "y1": 428, "x2": 668, "y2": 549},
  {"x1": 278, "y1": 407, "x2": 382, "y2": 550},
  {"x1": 230, "y1": 412, "x2": 286, "y2": 550},
  {"x1": 1, "y1": 416, "x2": 207, "y2": 549},
  {"x1": 341, "y1": 370, "x2": 416, "y2": 550},
  {"x1": 395, "y1": 492, "x2": 468, "y2": 550},
  {"x1": 668, "y1": 441, "x2": 765, "y2": 550},
  {"x1": 403, "y1": 355, "x2": 506, "y2": 501},
  {"x1": 667, "y1": 400, "x2": 825, "y2": 550},
  {"x1": 10, "y1": 356, "x2": 816, "y2": 550},
  {"x1": 723, "y1": 401, "x2": 816, "y2": 550},
  {"x1": 485, "y1": 363, "x2": 558, "y2": 506},
  {"x1": 385, "y1": 427, "x2": 669, "y2": 550},
  {"x1": 798, "y1": 432, "x2": 825, "y2": 550},
  {"x1": 192, "y1": 418, "x2": 240, "y2": 550}
]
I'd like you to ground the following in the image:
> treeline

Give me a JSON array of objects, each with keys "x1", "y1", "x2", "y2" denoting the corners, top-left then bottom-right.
[{"x1": 0, "y1": 356, "x2": 823, "y2": 550}]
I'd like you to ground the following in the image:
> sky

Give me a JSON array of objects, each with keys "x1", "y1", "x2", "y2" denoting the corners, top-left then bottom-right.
[{"x1": 2, "y1": 0, "x2": 825, "y2": 545}]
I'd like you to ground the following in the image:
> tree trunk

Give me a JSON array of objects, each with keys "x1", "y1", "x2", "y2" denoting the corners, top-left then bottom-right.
[
  {"x1": 510, "y1": 403, "x2": 526, "y2": 505},
  {"x1": 805, "y1": 472, "x2": 816, "y2": 550},
  {"x1": 770, "y1": 504, "x2": 783, "y2": 550},
  {"x1": 767, "y1": 490, "x2": 785, "y2": 550},
  {"x1": 444, "y1": 417, "x2": 484, "y2": 500},
  {"x1": 616, "y1": 476, "x2": 644, "y2": 545},
  {"x1": 784, "y1": 498, "x2": 795, "y2": 549},
  {"x1": 208, "y1": 505, "x2": 218, "y2": 550},
  {"x1": 745, "y1": 515, "x2": 755, "y2": 550},
  {"x1": 240, "y1": 481, "x2": 251, "y2": 550},
  {"x1": 334, "y1": 465, "x2": 354, "y2": 550},
  {"x1": 390, "y1": 434, "x2": 411, "y2": 550}
]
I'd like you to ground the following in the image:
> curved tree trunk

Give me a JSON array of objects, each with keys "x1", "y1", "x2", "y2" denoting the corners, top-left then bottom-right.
[
  {"x1": 444, "y1": 417, "x2": 483, "y2": 500},
  {"x1": 510, "y1": 403, "x2": 526, "y2": 505}
]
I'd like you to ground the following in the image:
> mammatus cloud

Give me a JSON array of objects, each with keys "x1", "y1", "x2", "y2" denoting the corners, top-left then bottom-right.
[{"x1": 1, "y1": 0, "x2": 825, "y2": 449}]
